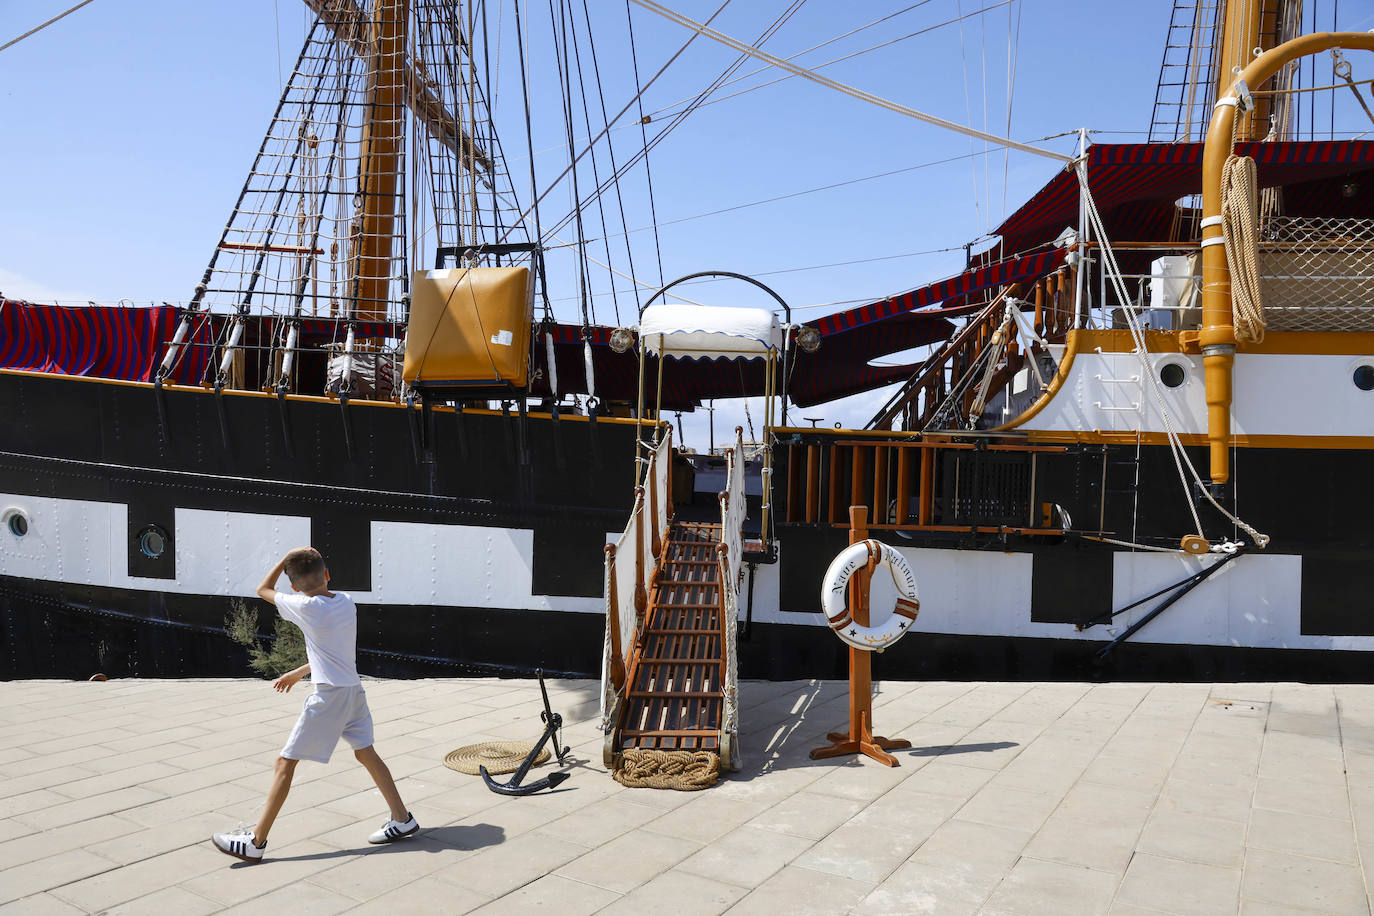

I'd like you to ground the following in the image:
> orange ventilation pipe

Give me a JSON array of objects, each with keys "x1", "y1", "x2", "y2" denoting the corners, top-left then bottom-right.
[{"x1": 1200, "y1": 32, "x2": 1374, "y2": 485}]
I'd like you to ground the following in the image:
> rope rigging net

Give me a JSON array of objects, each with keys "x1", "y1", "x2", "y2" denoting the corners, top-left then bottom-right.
[{"x1": 179, "y1": 1, "x2": 531, "y2": 392}]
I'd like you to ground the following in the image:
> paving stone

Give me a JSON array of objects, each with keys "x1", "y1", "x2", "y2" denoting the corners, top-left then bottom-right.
[
  {"x1": 0, "y1": 818, "x2": 29, "y2": 844},
  {"x1": 744, "y1": 788, "x2": 866, "y2": 840},
  {"x1": 724, "y1": 865, "x2": 874, "y2": 916},
  {"x1": 953, "y1": 784, "x2": 1061, "y2": 833},
  {"x1": 467, "y1": 873, "x2": 619, "y2": 915},
  {"x1": 898, "y1": 761, "x2": 995, "y2": 799},
  {"x1": 1241, "y1": 848, "x2": 1368, "y2": 913},
  {"x1": 1156, "y1": 777, "x2": 1255, "y2": 823},
  {"x1": 1135, "y1": 809, "x2": 1248, "y2": 868},
  {"x1": 1114, "y1": 852, "x2": 1241, "y2": 915},
  {"x1": 428, "y1": 830, "x2": 592, "y2": 898},
  {"x1": 19, "y1": 785, "x2": 168, "y2": 834},
  {"x1": 99, "y1": 885, "x2": 222, "y2": 915},
  {"x1": 47, "y1": 844, "x2": 220, "y2": 912},
  {"x1": 1025, "y1": 811, "x2": 1143, "y2": 873},
  {"x1": 1247, "y1": 808, "x2": 1358, "y2": 864},
  {"x1": 911, "y1": 818, "x2": 1032, "y2": 870},
  {"x1": 556, "y1": 827, "x2": 700, "y2": 893},
  {"x1": 0, "y1": 849, "x2": 116, "y2": 906},
  {"x1": 791, "y1": 803, "x2": 940, "y2": 883},
  {"x1": 1252, "y1": 774, "x2": 1351, "y2": 818},
  {"x1": 1056, "y1": 781, "x2": 1158, "y2": 823},
  {"x1": 538, "y1": 794, "x2": 663, "y2": 846},
  {"x1": 678, "y1": 824, "x2": 813, "y2": 887},
  {"x1": 637, "y1": 790, "x2": 774, "y2": 843},
  {"x1": 87, "y1": 810, "x2": 235, "y2": 865},
  {"x1": 595, "y1": 868, "x2": 748, "y2": 916},
  {"x1": 343, "y1": 874, "x2": 492, "y2": 914},
  {"x1": 302, "y1": 836, "x2": 461, "y2": 902},
  {"x1": 0, "y1": 892, "x2": 86, "y2": 914},
  {"x1": 215, "y1": 879, "x2": 360, "y2": 915},
  {"x1": 0, "y1": 789, "x2": 71, "y2": 820},
  {"x1": 979, "y1": 857, "x2": 1119, "y2": 916},
  {"x1": 1079, "y1": 752, "x2": 1174, "y2": 794},
  {"x1": 1238, "y1": 901, "x2": 1342, "y2": 916}
]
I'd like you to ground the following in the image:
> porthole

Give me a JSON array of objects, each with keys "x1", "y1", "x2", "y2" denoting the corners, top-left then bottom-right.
[
  {"x1": 1355, "y1": 365, "x2": 1374, "y2": 392},
  {"x1": 137, "y1": 525, "x2": 169, "y2": 559},
  {"x1": 3, "y1": 508, "x2": 29, "y2": 538},
  {"x1": 1159, "y1": 362, "x2": 1187, "y2": 389}
]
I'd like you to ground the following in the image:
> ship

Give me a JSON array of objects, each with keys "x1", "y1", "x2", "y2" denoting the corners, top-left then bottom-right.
[{"x1": 4, "y1": 0, "x2": 1374, "y2": 697}]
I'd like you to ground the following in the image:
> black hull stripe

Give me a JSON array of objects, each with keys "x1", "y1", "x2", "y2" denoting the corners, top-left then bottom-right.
[{"x1": 6, "y1": 573, "x2": 1374, "y2": 683}]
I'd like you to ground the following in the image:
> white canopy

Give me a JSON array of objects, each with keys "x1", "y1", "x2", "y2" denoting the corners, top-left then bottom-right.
[{"x1": 639, "y1": 304, "x2": 782, "y2": 360}]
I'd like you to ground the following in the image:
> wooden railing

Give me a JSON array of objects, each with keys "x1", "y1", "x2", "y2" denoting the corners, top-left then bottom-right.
[
  {"x1": 779, "y1": 429, "x2": 1069, "y2": 536},
  {"x1": 869, "y1": 268, "x2": 1073, "y2": 431}
]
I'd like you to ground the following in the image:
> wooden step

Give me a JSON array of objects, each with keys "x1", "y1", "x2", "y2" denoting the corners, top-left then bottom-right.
[{"x1": 615, "y1": 517, "x2": 729, "y2": 760}]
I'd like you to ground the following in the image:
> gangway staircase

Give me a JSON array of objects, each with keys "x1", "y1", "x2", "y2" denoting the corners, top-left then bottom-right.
[{"x1": 601, "y1": 428, "x2": 746, "y2": 775}]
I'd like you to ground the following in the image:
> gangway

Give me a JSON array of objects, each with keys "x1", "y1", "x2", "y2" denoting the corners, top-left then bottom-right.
[{"x1": 601, "y1": 427, "x2": 746, "y2": 776}]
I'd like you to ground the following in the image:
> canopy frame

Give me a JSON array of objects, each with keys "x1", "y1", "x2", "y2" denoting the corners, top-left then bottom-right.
[{"x1": 634, "y1": 271, "x2": 793, "y2": 551}]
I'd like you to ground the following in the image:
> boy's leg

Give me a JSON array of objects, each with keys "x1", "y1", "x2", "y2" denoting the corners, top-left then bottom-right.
[
  {"x1": 254, "y1": 756, "x2": 299, "y2": 843},
  {"x1": 354, "y1": 745, "x2": 408, "y2": 821}
]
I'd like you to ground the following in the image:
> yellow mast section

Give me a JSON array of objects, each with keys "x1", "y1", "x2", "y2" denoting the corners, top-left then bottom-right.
[
  {"x1": 1200, "y1": 30, "x2": 1374, "y2": 485},
  {"x1": 1213, "y1": 0, "x2": 1283, "y2": 141},
  {"x1": 353, "y1": 0, "x2": 407, "y2": 322}
]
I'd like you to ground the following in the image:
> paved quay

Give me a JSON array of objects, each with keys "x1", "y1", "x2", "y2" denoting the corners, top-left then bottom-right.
[{"x1": 2, "y1": 678, "x2": 1373, "y2": 915}]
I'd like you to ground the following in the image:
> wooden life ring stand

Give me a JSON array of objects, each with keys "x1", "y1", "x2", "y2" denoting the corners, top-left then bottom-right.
[{"x1": 820, "y1": 539, "x2": 920, "y2": 651}]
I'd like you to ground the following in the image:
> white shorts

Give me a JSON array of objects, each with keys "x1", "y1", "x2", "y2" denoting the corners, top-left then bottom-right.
[{"x1": 280, "y1": 684, "x2": 374, "y2": 764}]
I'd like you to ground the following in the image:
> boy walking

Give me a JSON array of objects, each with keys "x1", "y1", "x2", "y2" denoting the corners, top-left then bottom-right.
[{"x1": 212, "y1": 547, "x2": 418, "y2": 863}]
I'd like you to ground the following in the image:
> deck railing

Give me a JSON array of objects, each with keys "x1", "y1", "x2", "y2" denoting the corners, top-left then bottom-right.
[
  {"x1": 717, "y1": 427, "x2": 746, "y2": 749},
  {"x1": 779, "y1": 428, "x2": 1069, "y2": 536},
  {"x1": 600, "y1": 426, "x2": 673, "y2": 729}
]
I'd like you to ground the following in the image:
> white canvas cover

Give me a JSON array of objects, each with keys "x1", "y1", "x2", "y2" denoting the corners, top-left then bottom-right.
[{"x1": 640, "y1": 304, "x2": 781, "y2": 359}]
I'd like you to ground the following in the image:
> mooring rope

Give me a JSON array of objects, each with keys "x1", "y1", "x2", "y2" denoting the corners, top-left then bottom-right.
[
  {"x1": 1222, "y1": 152, "x2": 1266, "y2": 344},
  {"x1": 613, "y1": 749, "x2": 719, "y2": 790}
]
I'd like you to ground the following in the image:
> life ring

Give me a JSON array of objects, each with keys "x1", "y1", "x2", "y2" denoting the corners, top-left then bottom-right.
[{"x1": 820, "y1": 539, "x2": 920, "y2": 652}]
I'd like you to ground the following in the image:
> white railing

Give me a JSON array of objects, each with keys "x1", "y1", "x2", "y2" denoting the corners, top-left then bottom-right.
[
  {"x1": 600, "y1": 425, "x2": 672, "y2": 734},
  {"x1": 717, "y1": 427, "x2": 746, "y2": 761}
]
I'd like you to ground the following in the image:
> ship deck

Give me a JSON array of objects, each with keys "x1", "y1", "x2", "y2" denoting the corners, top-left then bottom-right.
[{"x1": 2, "y1": 677, "x2": 1373, "y2": 914}]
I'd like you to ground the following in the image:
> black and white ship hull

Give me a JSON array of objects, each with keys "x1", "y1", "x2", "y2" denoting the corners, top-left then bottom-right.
[{"x1": 4, "y1": 359, "x2": 1373, "y2": 683}]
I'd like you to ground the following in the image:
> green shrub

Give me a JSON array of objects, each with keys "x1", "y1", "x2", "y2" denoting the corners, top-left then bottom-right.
[{"x1": 224, "y1": 599, "x2": 308, "y2": 677}]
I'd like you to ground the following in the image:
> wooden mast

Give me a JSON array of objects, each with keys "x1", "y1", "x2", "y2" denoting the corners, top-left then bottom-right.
[
  {"x1": 1213, "y1": 0, "x2": 1285, "y2": 141},
  {"x1": 353, "y1": 0, "x2": 408, "y2": 322}
]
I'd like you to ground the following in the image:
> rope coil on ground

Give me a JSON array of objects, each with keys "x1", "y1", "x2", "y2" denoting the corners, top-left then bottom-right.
[
  {"x1": 444, "y1": 742, "x2": 550, "y2": 776},
  {"x1": 613, "y1": 749, "x2": 719, "y2": 790}
]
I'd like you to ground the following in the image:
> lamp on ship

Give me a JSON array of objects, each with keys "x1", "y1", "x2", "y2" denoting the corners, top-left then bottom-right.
[{"x1": 608, "y1": 327, "x2": 636, "y2": 354}]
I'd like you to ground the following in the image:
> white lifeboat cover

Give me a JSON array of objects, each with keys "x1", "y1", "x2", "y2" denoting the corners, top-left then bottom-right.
[{"x1": 639, "y1": 304, "x2": 781, "y2": 360}]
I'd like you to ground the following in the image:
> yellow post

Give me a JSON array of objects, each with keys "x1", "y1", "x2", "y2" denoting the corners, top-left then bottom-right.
[{"x1": 1200, "y1": 31, "x2": 1374, "y2": 483}]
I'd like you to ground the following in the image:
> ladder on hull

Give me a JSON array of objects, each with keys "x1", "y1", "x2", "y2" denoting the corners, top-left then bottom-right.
[{"x1": 616, "y1": 521, "x2": 730, "y2": 763}]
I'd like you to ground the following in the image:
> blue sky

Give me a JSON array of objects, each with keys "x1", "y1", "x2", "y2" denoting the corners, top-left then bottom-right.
[{"x1": 2, "y1": 1, "x2": 1368, "y2": 444}]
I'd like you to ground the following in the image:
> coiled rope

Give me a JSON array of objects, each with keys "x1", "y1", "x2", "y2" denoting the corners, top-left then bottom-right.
[
  {"x1": 613, "y1": 749, "x2": 719, "y2": 790},
  {"x1": 1221, "y1": 153, "x2": 1266, "y2": 344}
]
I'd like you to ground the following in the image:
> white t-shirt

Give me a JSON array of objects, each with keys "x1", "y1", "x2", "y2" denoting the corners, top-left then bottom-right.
[{"x1": 274, "y1": 591, "x2": 360, "y2": 687}]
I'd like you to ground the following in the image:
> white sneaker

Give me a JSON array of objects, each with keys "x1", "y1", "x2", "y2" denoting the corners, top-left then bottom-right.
[
  {"x1": 211, "y1": 826, "x2": 265, "y2": 863},
  {"x1": 368, "y1": 813, "x2": 419, "y2": 844}
]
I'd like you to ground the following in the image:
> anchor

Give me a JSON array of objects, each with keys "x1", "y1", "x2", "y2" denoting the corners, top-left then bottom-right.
[{"x1": 480, "y1": 669, "x2": 572, "y2": 796}]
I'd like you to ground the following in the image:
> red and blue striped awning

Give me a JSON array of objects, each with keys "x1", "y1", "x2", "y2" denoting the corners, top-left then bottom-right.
[
  {"x1": 995, "y1": 140, "x2": 1374, "y2": 258},
  {"x1": 0, "y1": 301, "x2": 213, "y2": 385},
  {"x1": 813, "y1": 249, "x2": 1067, "y2": 338}
]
